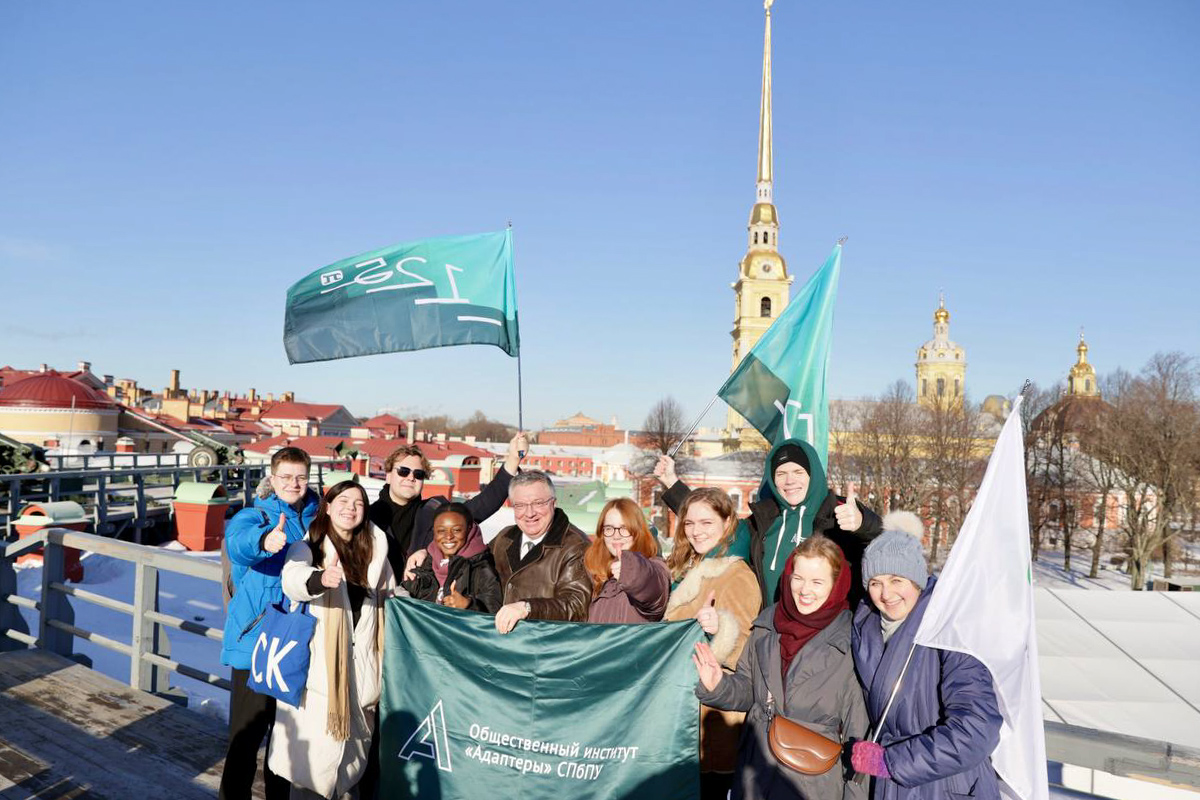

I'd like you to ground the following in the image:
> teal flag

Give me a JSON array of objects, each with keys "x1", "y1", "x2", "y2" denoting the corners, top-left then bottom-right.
[
  {"x1": 381, "y1": 598, "x2": 703, "y2": 800},
  {"x1": 284, "y1": 229, "x2": 519, "y2": 364},
  {"x1": 718, "y1": 243, "x2": 842, "y2": 463}
]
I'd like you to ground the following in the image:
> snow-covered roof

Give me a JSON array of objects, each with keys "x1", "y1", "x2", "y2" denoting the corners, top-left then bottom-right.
[{"x1": 1036, "y1": 588, "x2": 1200, "y2": 748}]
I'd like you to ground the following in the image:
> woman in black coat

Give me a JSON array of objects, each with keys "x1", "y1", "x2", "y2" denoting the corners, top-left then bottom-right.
[{"x1": 401, "y1": 503, "x2": 502, "y2": 613}]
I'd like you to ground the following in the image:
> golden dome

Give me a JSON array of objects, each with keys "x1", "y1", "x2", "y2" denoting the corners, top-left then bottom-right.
[
  {"x1": 933, "y1": 292, "x2": 950, "y2": 324},
  {"x1": 749, "y1": 203, "x2": 778, "y2": 226}
]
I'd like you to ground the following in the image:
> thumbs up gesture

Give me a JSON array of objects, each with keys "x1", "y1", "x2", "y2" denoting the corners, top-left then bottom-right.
[
  {"x1": 263, "y1": 516, "x2": 288, "y2": 554},
  {"x1": 321, "y1": 550, "x2": 345, "y2": 589},
  {"x1": 835, "y1": 482, "x2": 864, "y2": 532},
  {"x1": 442, "y1": 579, "x2": 469, "y2": 609},
  {"x1": 695, "y1": 590, "x2": 719, "y2": 635}
]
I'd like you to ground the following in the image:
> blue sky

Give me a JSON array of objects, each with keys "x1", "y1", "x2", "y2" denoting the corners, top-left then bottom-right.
[{"x1": 2, "y1": 0, "x2": 1197, "y2": 430}]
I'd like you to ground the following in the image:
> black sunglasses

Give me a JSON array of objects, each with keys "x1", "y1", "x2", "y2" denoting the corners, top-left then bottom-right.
[{"x1": 395, "y1": 466, "x2": 429, "y2": 481}]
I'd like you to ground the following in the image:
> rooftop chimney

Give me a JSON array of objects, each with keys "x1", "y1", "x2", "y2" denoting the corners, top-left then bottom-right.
[
  {"x1": 249, "y1": 388, "x2": 257, "y2": 402},
  {"x1": 77, "y1": 361, "x2": 91, "y2": 373},
  {"x1": 169, "y1": 369, "x2": 181, "y2": 395}
]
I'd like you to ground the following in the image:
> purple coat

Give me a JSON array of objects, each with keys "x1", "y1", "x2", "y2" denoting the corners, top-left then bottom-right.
[
  {"x1": 851, "y1": 577, "x2": 1003, "y2": 800},
  {"x1": 586, "y1": 551, "x2": 670, "y2": 624}
]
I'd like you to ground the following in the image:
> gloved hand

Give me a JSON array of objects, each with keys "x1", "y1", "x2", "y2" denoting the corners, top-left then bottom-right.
[{"x1": 851, "y1": 741, "x2": 890, "y2": 778}]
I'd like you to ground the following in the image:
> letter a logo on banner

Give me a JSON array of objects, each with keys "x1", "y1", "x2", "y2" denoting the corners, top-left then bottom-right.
[{"x1": 398, "y1": 699, "x2": 452, "y2": 773}]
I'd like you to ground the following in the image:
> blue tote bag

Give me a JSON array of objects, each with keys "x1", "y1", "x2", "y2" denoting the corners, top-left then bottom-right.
[{"x1": 247, "y1": 600, "x2": 317, "y2": 707}]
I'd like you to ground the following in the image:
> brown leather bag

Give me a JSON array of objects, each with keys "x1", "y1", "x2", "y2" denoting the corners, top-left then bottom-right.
[{"x1": 766, "y1": 692, "x2": 843, "y2": 775}]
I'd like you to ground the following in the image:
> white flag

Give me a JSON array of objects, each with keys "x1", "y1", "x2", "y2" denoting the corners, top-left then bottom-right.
[{"x1": 913, "y1": 395, "x2": 1049, "y2": 800}]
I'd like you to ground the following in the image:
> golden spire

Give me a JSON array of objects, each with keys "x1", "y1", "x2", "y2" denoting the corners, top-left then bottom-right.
[
  {"x1": 756, "y1": 0, "x2": 774, "y2": 203},
  {"x1": 934, "y1": 291, "x2": 950, "y2": 324},
  {"x1": 1068, "y1": 327, "x2": 1099, "y2": 397}
]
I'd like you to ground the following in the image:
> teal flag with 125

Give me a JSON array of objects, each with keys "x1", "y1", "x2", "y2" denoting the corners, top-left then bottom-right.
[
  {"x1": 718, "y1": 243, "x2": 842, "y2": 463},
  {"x1": 284, "y1": 229, "x2": 519, "y2": 364},
  {"x1": 380, "y1": 597, "x2": 703, "y2": 800}
]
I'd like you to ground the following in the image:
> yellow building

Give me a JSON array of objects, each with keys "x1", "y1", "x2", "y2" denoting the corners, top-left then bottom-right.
[
  {"x1": 727, "y1": 0, "x2": 793, "y2": 448},
  {"x1": 1067, "y1": 331, "x2": 1100, "y2": 398},
  {"x1": 915, "y1": 295, "x2": 967, "y2": 408}
]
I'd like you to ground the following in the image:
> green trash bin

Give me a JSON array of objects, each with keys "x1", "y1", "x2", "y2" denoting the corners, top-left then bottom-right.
[{"x1": 13, "y1": 500, "x2": 89, "y2": 581}]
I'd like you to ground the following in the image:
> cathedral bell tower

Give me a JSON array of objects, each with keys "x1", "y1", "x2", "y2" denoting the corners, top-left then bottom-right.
[
  {"x1": 1067, "y1": 330, "x2": 1100, "y2": 398},
  {"x1": 727, "y1": 0, "x2": 794, "y2": 441},
  {"x1": 915, "y1": 294, "x2": 967, "y2": 408}
]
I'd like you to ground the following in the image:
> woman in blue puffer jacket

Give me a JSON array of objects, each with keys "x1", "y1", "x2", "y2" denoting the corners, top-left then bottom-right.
[{"x1": 849, "y1": 512, "x2": 1003, "y2": 800}]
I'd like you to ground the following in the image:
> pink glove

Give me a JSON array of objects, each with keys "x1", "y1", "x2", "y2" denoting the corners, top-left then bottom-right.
[{"x1": 851, "y1": 741, "x2": 891, "y2": 778}]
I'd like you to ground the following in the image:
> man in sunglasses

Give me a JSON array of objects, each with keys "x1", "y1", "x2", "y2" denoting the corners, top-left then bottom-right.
[{"x1": 369, "y1": 431, "x2": 527, "y2": 579}]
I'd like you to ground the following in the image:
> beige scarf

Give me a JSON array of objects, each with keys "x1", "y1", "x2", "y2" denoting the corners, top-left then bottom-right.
[{"x1": 322, "y1": 542, "x2": 388, "y2": 742}]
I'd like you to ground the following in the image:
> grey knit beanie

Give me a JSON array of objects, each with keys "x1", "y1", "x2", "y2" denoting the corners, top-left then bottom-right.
[{"x1": 862, "y1": 511, "x2": 928, "y2": 588}]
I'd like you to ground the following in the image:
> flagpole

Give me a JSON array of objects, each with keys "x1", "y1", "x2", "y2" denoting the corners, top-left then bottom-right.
[
  {"x1": 852, "y1": 641, "x2": 917, "y2": 787},
  {"x1": 667, "y1": 394, "x2": 719, "y2": 459},
  {"x1": 508, "y1": 221, "x2": 526, "y2": 454}
]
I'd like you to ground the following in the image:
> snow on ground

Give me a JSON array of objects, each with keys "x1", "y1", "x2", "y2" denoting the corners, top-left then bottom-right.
[
  {"x1": 13, "y1": 544, "x2": 231, "y2": 719},
  {"x1": 1025, "y1": 546, "x2": 1200, "y2": 591}
]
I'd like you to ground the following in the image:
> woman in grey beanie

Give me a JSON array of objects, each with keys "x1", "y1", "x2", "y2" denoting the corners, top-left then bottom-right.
[{"x1": 847, "y1": 512, "x2": 1004, "y2": 799}]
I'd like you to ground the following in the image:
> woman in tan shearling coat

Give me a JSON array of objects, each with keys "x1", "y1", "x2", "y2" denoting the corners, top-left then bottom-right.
[
  {"x1": 664, "y1": 487, "x2": 761, "y2": 800},
  {"x1": 268, "y1": 481, "x2": 397, "y2": 800}
]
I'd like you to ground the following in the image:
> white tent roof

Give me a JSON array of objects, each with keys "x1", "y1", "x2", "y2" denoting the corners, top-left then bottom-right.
[{"x1": 1036, "y1": 589, "x2": 1200, "y2": 748}]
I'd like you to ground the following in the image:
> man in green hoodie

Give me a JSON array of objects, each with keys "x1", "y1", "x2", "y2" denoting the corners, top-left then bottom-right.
[{"x1": 655, "y1": 438, "x2": 882, "y2": 606}]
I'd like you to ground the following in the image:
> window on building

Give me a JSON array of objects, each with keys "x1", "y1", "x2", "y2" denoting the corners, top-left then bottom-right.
[
  {"x1": 753, "y1": 232, "x2": 759, "y2": 244},
  {"x1": 937, "y1": 378, "x2": 945, "y2": 397},
  {"x1": 1086, "y1": 379, "x2": 1092, "y2": 392},
  {"x1": 954, "y1": 378, "x2": 960, "y2": 396},
  {"x1": 922, "y1": 379, "x2": 928, "y2": 396},
  {"x1": 760, "y1": 297, "x2": 771, "y2": 317}
]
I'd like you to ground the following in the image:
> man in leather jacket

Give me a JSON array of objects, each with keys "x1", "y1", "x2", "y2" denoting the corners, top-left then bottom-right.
[{"x1": 489, "y1": 470, "x2": 592, "y2": 633}]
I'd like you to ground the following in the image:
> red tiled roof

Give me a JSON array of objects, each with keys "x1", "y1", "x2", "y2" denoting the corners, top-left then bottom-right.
[
  {"x1": 363, "y1": 413, "x2": 405, "y2": 427},
  {"x1": 244, "y1": 435, "x2": 493, "y2": 462},
  {"x1": 0, "y1": 366, "x2": 93, "y2": 391},
  {"x1": 0, "y1": 372, "x2": 115, "y2": 410},
  {"x1": 216, "y1": 419, "x2": 273, "y2": 435},
  {"x1": 260, "y1": 401, "x2": 348, "y2": 421}
]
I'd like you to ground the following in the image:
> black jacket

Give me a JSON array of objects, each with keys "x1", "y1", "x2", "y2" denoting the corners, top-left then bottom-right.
[
  {"x1": 369, "y1": 465, "x2": 514, "y2": 577},
  {"x1": 402, "y1": 549, "x2": 503, "y2": 614},
  {"x1": 662, "y1": 479, "x2": 882, "y2": 607}
]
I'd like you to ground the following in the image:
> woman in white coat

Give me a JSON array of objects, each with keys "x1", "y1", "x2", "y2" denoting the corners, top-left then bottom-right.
[{"x1": 269, "y1": 480, "x2": 397, "y2": 799}]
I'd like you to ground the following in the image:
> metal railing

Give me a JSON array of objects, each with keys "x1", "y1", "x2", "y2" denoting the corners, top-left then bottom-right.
[
  {"x1": 42, "y1": 452, "x2": 192, "y2": 471},
  {"x1": 0, "y1": 461, "x2": 351, "y2": 539},
  {"x1": 1045, "y1": 720, "x2": 1200, "y2": 791},
  {"x1": 0, "y1": 527, "x2": 227, "y2": 694}
]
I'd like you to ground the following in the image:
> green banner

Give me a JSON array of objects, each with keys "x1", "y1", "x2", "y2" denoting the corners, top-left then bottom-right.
[
  {"x1": 381, "y1": 597, "x2": 703, "y2": 799},
  {"x1": 718, "y1": 243, "x2": 842, "y2": 463},
  {"x1": 284, "y1": 229, "x2": 519, "y2": 364}
]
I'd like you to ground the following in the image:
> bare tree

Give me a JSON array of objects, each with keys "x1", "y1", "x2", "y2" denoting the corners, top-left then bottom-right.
[
  {"x1": 1019, "y1": 383, "x2": 1059, "y2": 561},
  {"x1": 631, "y1": 396, "x2": 699, "y2": 478},
  {"x1": 1106, "y1": 354, "x2": 1200, "y2": 589},
  {"x1": 853, "y1": 381, "x2": 928, "y2": 516},
  {"x1": 923, "y1": 394, "x2": 987, "y2": 564},
  {"x1": 641, "y1": 396, "x2": 686, "y2": 454},
  {"x1": 1079, "y1": 410, "x2": 1121, "y2": 579},
  {"x1": 1027, "y1": 386, "x2": 1090, "y2": 573}
]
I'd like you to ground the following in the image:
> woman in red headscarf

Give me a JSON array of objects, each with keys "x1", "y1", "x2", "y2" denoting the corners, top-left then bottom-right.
[{"x1": 693, "y1": 534, "x2": 870, "y2": 800}]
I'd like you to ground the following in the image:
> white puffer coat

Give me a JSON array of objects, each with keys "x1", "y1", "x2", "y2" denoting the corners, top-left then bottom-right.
[{"x1": 267, "y1": 525, "x2": 396, "y2": 798}]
